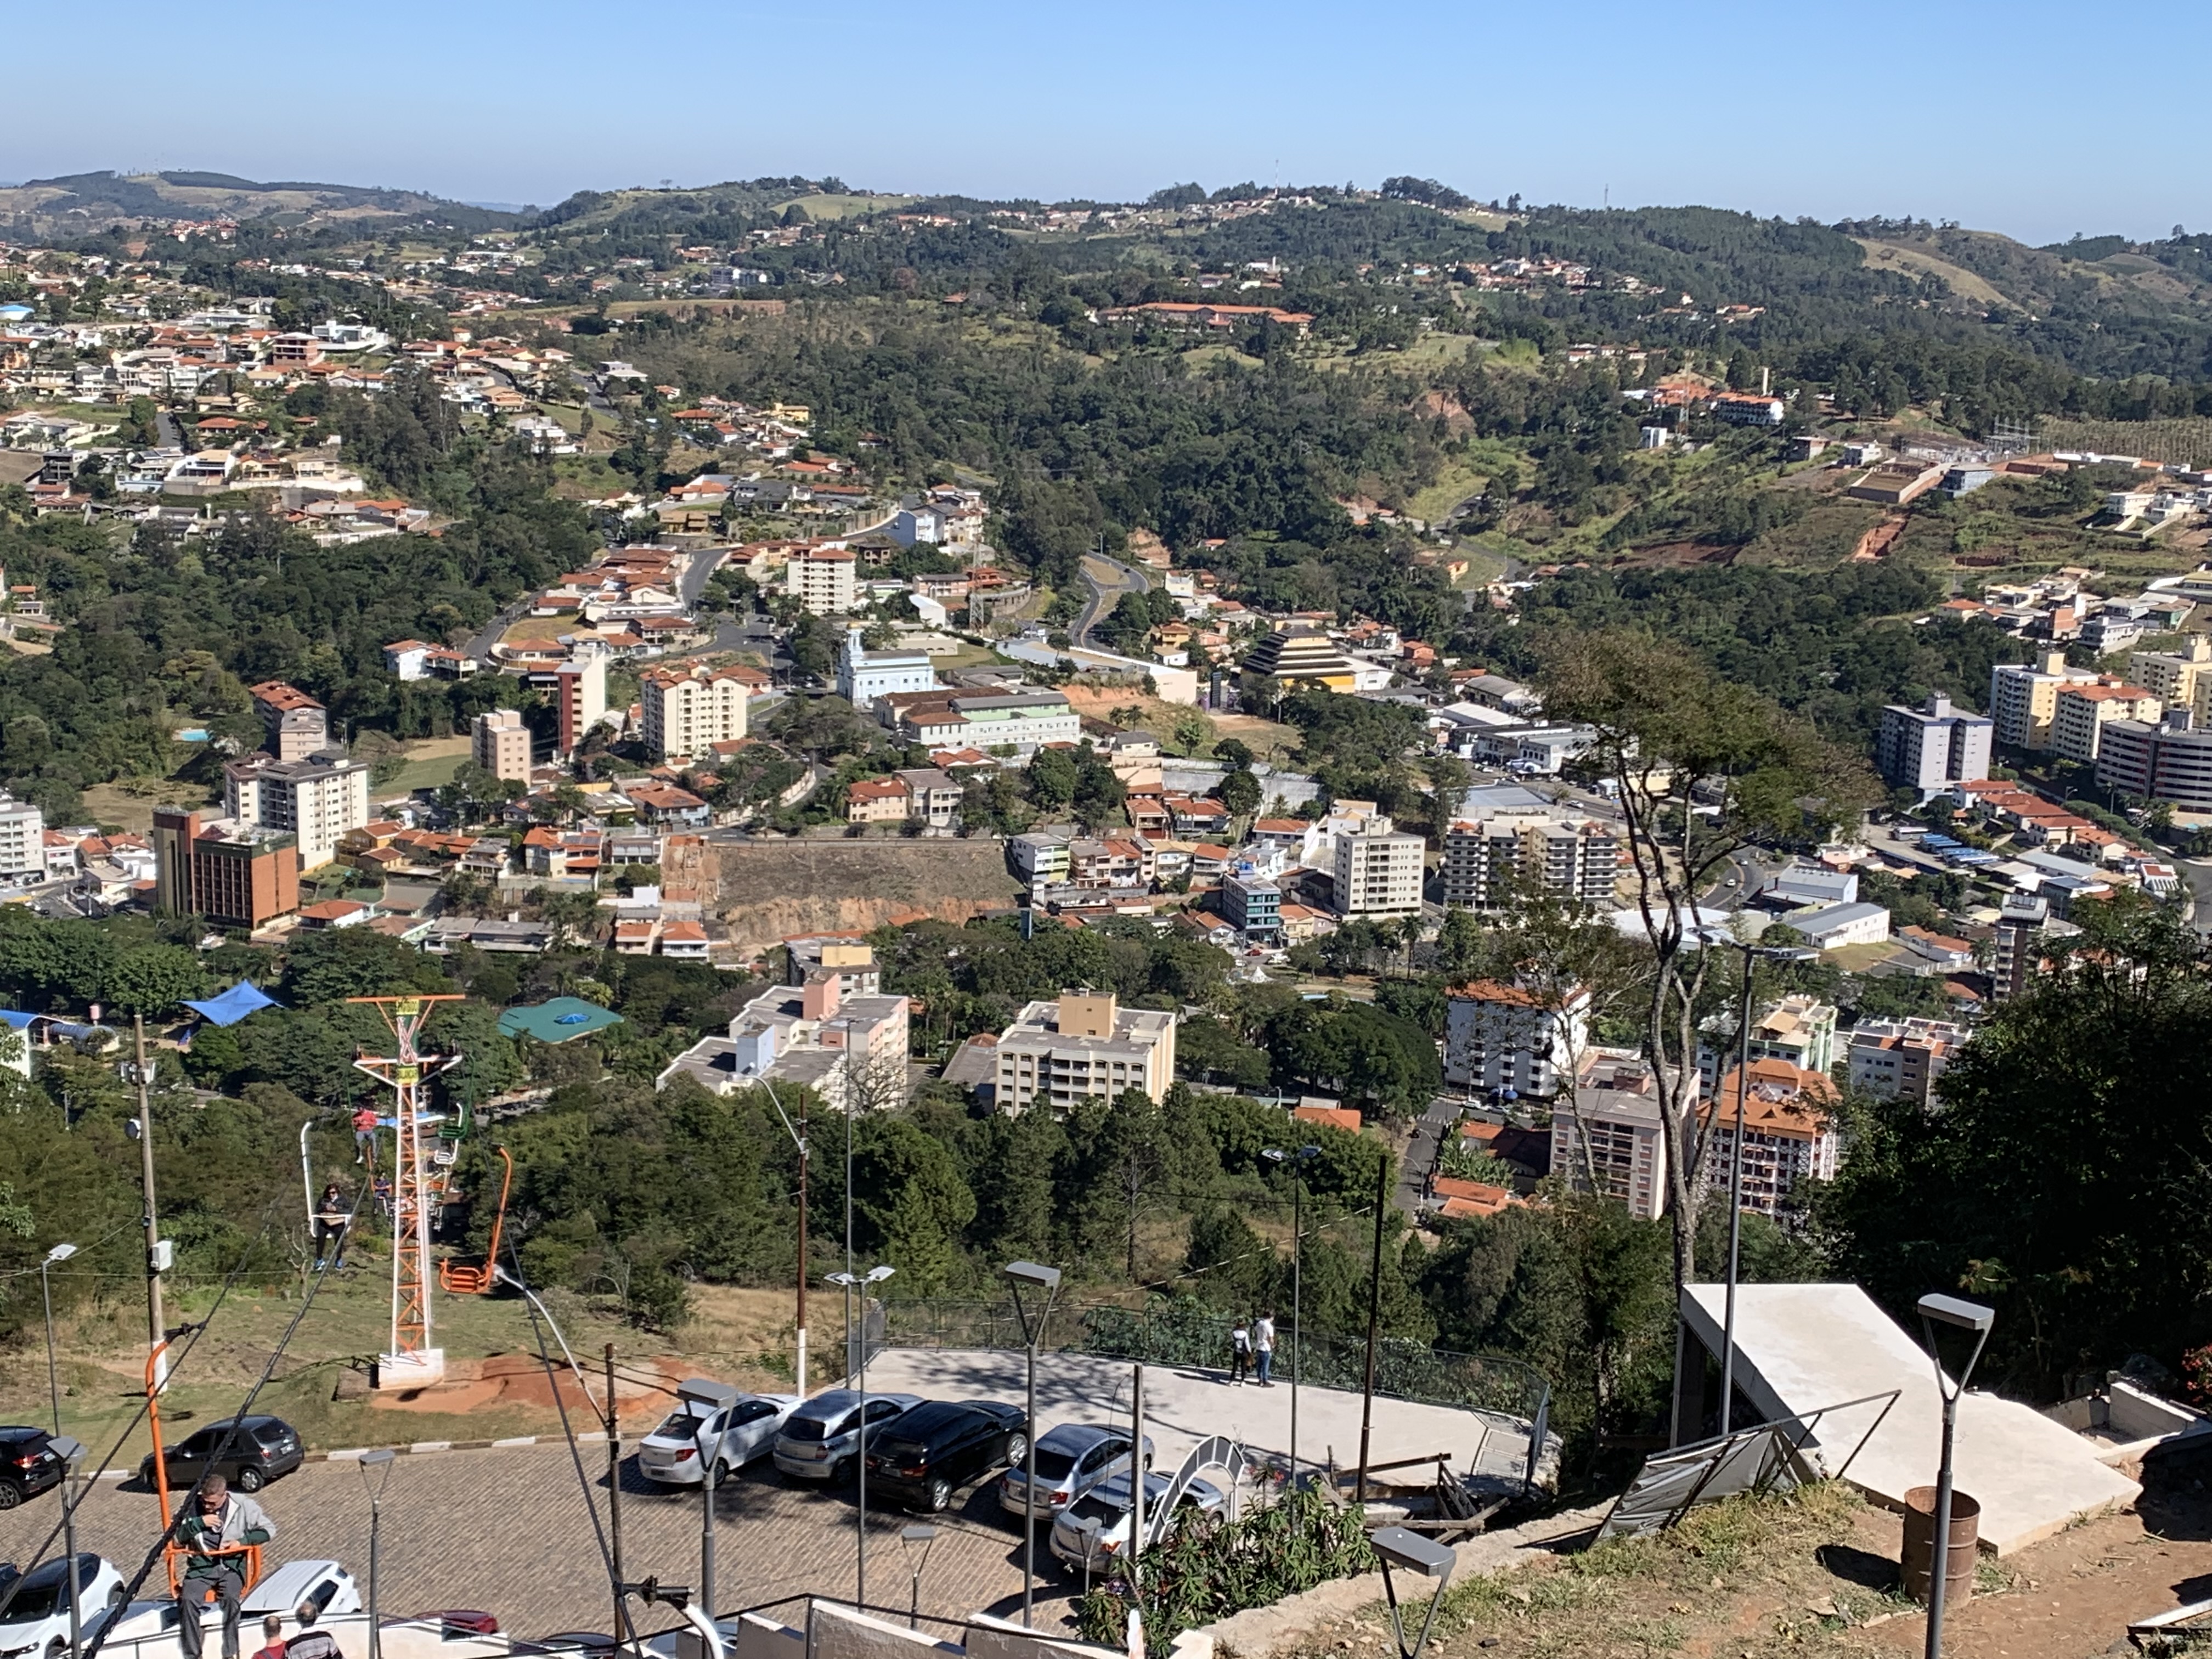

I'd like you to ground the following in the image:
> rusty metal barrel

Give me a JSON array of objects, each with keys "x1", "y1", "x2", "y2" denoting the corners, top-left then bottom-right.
[{"x1": 1900, "y1": 1485, "x2": 1980, "y2": 1606}]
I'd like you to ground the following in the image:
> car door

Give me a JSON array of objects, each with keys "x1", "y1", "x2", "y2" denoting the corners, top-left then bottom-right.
[
  {"x1": 171, "y1": 1427, "x2": 222, "y2": 1478},
  {"x1": 724, "y1": 1399, "x2": 779, "y2": 1463},
  {"x1": 858, "y1": 1398, "x2": 902, "y2": 1461},
  {"x1": 943, "y1": 1412, "x2": 991, "y2": 1486}
]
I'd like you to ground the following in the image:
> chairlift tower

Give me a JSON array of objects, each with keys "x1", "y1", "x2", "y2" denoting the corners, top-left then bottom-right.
[{"x1": 350, "y1": 995, "x2": 465, "y2": 1389}]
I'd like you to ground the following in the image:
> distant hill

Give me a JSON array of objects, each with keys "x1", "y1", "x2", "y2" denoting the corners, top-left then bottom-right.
[{"x1": 0, "y1": 170, "x2": 518, "y2": 237}]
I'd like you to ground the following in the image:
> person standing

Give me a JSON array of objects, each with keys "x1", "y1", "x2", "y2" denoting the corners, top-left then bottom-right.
[
  {"x1": 250, "y1": 1614, "x2": 288, "y2": 1659},
  {"x1": 174, "y1": 1474, "x2": 275, "y2": 1659},
  {"x1": 1228, "y1": 1318, "x2": 1252, "y2": 1385},
  {"x1": 280, "y1": 1602, "x2": 337, "y2": 1659},
  {"x1": 1253, "y1": 1310, "x2": 1277, "y2": 1386}
]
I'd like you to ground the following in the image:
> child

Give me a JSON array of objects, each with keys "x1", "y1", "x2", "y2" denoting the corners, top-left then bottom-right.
[{"x1": 1229, "y1": 1318, "x2": 1252, "y2": 1386}]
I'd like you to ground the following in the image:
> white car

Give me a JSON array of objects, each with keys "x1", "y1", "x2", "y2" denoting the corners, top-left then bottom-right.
[
  {"x1": 771, "y1": 1391, "x2": 922, "y2": 1483},
  {"x1": 104, "y1": 1560, "x2": 360, "y2": 1652},
  {"x1": 0, "y1": 1555, "x2": 127, "y2": 1659},
  {"x1": 636, "y1": 1393, "x2": 800, "y2": 1486},
  {"x1": 1048, "y1": 1471, "x2": 1225, "y2": 1570}
]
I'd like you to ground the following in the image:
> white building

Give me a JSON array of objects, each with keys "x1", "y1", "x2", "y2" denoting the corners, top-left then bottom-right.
[
  {"x1": 222, "y1": 751, "x2": 370, "y2": 872},
  {"x1": 0, "y1": 793, "x2": 44, "y2": 883},
  {"x1": 657, "y1": 969, "x2": 910, "y2": 1111},
  {"x1": 882, "y1": 688, "x2": 1080, "y2": 754},
  {"x1": 837, "y1": 626, "x2": 939, "y2": 709},
  {"x1": 640, "y1": 663, "x2": 752, "y2": 760},
  {"x1": 1331, "y1": 823, "x2": 1425, "y2": 919},
  {"x1": 1846, "y1": 1017, "x2": 1969, "y2": 1106},
  {"x1": 1696, "y1": 993, "x2": 1838, "y2": 1094},
  {"x1": 1782, "y1": 900, "x2": 1891, "y2": 951},
  {"x1": 1439, "y1": 812, "x2": 1621, "y2": 910},
  {"x1": 1443, "y1": 980, "x2": 1591, "y2": 1098},
  {"x1": 1876, "y1": 693, "x2": 1993, "y2": 802},
  {"x1": 991, "y1": 991, "x2": 1178, "y2": 1113}
]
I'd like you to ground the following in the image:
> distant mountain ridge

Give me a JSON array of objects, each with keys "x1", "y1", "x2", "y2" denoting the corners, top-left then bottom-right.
[{"x1": 0, "y1": 169, "x2": 517, "y2": 235}]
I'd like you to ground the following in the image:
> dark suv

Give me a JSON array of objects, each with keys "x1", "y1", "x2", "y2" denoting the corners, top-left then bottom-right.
[
  {"x1": 865, "y1": 1400, "x2": 1027, "y2": 1513},
  {"x1": 139, "y1": 1415, "x2": 303, "y2": 1493},
  {"x1": 0, "y1": 1425, "x2": 65, "y2": 1508}
]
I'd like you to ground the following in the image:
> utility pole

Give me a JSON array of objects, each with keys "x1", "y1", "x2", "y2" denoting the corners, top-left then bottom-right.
[
  {"x1": 605, "y1": 1345, "x2": 629, "y2": 1650},
  {"x1": 797, "y1": 1094, "x2": 809, "y2": 1395},
  {"x1": 133, "y1": 1015, "x2": 165, "y2": 1387},
  {"x1": 1355, "y1": 1155, "x2": 1388, "y2": 1505}
]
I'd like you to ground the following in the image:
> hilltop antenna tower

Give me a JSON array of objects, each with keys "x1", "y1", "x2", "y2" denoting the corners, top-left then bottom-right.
[{"x1": 351, "y1": 995, "x2": 465, "y2": 1388}]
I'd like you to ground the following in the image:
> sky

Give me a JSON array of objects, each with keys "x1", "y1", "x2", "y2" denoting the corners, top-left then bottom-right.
[{"x1": 8, "y1": 0, "x2": 2209, "y2": 247}]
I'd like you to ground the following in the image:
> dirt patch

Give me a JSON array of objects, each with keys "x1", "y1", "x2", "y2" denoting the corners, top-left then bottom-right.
[
  {"x1": 712, "y1": 838, "x2": 1021, "y2": 952},
  {"x1": 84, "y1": 777, "x2": 214, "y2": 834}
]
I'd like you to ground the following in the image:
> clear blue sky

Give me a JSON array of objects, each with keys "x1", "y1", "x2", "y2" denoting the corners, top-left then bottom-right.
[{"x1": 10, "y1": 0, "x2": 2208, "y2": 246}]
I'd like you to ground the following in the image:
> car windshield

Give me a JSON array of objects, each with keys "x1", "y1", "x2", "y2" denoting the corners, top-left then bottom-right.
[
  {"x1": 1028, "y1": 1448, "x2": 1077, "y2": 1482},
  {"x1": 0, "y1": 1558, "x2": 94, "y2": 1623}
]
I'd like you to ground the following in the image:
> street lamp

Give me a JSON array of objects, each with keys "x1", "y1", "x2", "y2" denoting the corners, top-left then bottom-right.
[
  {"x1": 676, "y1": 1378, "x2": 740, "y2": 1621},
  {"x1": 896, "y1": 1525, "x2": 937, "y2": 1629},
  {"x1": 1003, "y1": 1260, "x2": 1063, "y2": 1627},
  {"x1": 1261, "y1": 1148, "x2": 1321, "y2": 1485},
  {"x1": 356, "y1": 1448, "x2": 396, "y2": 1659},
  {"x1": 41, "y1": 1243, "x2": 78, "y2": 1435},
  {"x1": 50, "y1": 1435, "x2": 84, "y2": 1659},
  {"x1": 1370, "y1": 1526, "x2": 1457, "y2": 1659},
  {"x1": 826, "y1": 1266, "x2": 894, "y2": 1610},
  {"x1": 1916, "y1": 1293, "x2": 1994, "y2": 1659}
]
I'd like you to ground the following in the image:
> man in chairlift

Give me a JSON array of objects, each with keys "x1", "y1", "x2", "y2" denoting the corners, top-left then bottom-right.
[{"x1": 174, "y1": 1474, "x2": 275, "y2": 1659}]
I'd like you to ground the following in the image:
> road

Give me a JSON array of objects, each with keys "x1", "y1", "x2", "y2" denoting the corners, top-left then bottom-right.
[
  {"x1": 2180, "y1": 855, "x2": 2212, "y2": 936},
  {"x1": 1394, "y1": 1098, "x2": 1462, "y2": 1218},
  {"x1": 1073, "y1": 554, "x2": 1148, "y2": 648}
]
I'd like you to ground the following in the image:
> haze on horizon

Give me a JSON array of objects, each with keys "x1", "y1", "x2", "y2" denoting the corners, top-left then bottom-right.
[{"x1": 8, "y1": 0, "x2": 2209, "y2": 247}]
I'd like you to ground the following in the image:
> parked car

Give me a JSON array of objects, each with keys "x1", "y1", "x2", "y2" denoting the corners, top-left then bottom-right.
[
  {"x1": 0, "y1": 1554, "x2": 127, "y2": 1657},
  {"x1": 1049, "y1": 1471, "x2": 1225, "y2": 1570},
  {"x1": 864, "y1": 1400, "x2": 1028, "y2": 1513},
  {"x1": 138, "y1": 1416, "x2": 302, "y2": 1493},
  {"x1": 0, "y1": 1426, "x2": 65, "y2": 1509},
  {"x1": 636, "y1": 1392, "x2": 800, "y2": 1487},
  {"x1": 998, "y1": 1425, "x2": 1150, "y2": 1520},
  {"x1": 771, "y1": 1391, "x2": 921, "y2": 1483}
]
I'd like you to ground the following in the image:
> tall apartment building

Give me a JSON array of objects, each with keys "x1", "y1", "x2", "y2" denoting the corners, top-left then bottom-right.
[
  {"x1": 1439, "y1": 812, "x2": 1621, "y2": 910},
  {"x1": 1548, "y1": 1048, "x2": 1675, "y2": 1221},
  {"x1": 1702, "y1": 1059, "x2": 1840, "y2": 1219},
  {"x1": 249, "y1": 681, "x2": 330, "y2": 761},
  {"x1": 1846, "y1": 1017, "x2": 1970, "y2": 1105},
  {"x1": 222, "y1": 750, "x2": 371, "y2": 872},
  {"x1": 1221, "y1": 872, "x2": 1283, "y2": 940},
  {"x1": 2051, "y1": 679, "x2": 2162, "y2": 764},
  {"x1": 786, "y1": 544, "x2": 858, "y2": 614},
  {"x1": 151, "y1": 808, "x2": 300, "y2": 928},
  {"x1": 555, "y1": 647, "x2": 609, "y2": 755},
  {"x1": 471, "y1": 708, "x2": 534, "y2": 784},
  {"x1": 640, "y1": 663, "x2": 752, "y2": 759},
  {"x1": 0, "y1": 792, "x2": 44, "y2": 882},
  {"x1": 1696, "y1": 993, "x2": 1838, "y2": 1094},
  {"x1": 2096, "y1": 710, "x2": 2212, "y2": 813},
  {"x1": 1331, "y1": 823, "x2": 1424, "y2": 919},
  {"x1": 2128, "y1": 635, "x2": 2212, "y2": 712},
  {"x1": 991, "y1": 991, "x2": 1178, "y2": 1112},
  {"x1": 1443, "y1": 979, "x2": 1591, "y2": 1097},
  {"x1": 1989, "y1": 652, "x2": 2097, "y2": 751},
  {"x1": 1875, "y1": 693, "x2": 1993, "y2": 800},
  {"x1": 1990, "y1": 891, "x2": 2049, "y2": 1003}
]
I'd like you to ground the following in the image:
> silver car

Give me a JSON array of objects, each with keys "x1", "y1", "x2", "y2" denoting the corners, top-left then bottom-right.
[
  {"x1": 998, "y1": 1424, "x2": 1150, "y2": 1520},
  {"x1": 770, "y1": 1390, "x2": 921, "y2": 1483},
  {"x1": 1049, "y1": 1471, "x2": 1224, "y2": 1570},
  {"x1": 636, "y1": 1392, "x2": 801, "y2": 1487}
]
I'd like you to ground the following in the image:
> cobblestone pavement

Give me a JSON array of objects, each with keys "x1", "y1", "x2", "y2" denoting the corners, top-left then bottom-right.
[{"x1": 0, "y1": 1445, "x2": 1082, "y2": 1639}]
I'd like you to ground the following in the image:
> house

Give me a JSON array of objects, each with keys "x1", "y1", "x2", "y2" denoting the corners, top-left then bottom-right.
[
  {"x1": 382, "y1": 640, "x2": 433, "y2": 681},
  {"x1": 894, "y1": 768, "x2": 963, "y2": 830},
  {"x1": 626, "y1": 784, "x2": 710, "y2": 827},
  {"x1": 845, "y1": 777, "x2": 910, "y2": 824},
  {"x1": 296, "y1": 898, "x2": 375, "y2": 930},
  {"x1": 658, "y1": 920, "x2": 710, "y2": 960}
]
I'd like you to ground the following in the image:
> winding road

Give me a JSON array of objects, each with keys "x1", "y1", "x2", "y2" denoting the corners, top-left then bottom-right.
[{"x1": 1074, "y1": 552, "x2": 1149, "y2": 647}]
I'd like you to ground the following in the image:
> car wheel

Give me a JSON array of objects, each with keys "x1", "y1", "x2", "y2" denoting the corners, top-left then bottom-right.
[
  {"x1": 1003, "y1": 1433, "x2": 1028, "y2": 1468},
  {"x1": 711, "y1": 1460, "x2": 731, "y2": 1488},
  {"x1": 234, "y1": 1465, "x2": 266, "y2": 1493},
  {"x1": 0, "y1": 1478, "x2": 21, "y2": 1509},
  {"x1": 926, "y1": 1478, "x2": 952, "y2": 1514},
  {"x1": 830, "y1": 1457, "x2": 853, "y2": 1484}
]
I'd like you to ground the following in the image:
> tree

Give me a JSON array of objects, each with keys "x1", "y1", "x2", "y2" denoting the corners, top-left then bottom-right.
[
  {"x1": 1217, "y1": 767, "x2": 1262, "y2": 819},
  {"x1": 1537, "y1": 629, "x2": 1875, "y2": 1294},
  {"x1": 104, "y1": 945, "x2": 207, "y2": 1017}
]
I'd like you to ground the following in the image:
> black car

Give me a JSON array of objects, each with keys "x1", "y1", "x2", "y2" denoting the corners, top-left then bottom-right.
[
  {"x1": 139, "y1": 1415, "x2": 303, "y2": 1493},
  {"x1": 0, "y1": 1426, "x2": 64, "y2": 1509},
  {"x1": 864, "y1": 1400, "x2": 1028, "y2": 1513}
]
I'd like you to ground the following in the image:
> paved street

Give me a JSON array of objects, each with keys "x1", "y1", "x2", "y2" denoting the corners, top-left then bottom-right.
[
  {"x1": 1073, "y1": 555, "x2": 1147, "y2": 648},
  {"x1": 0, "y1": 1441, "x2": 1071, "y2": 1638}
]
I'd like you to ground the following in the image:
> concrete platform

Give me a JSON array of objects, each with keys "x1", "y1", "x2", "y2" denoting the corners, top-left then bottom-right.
[
  {"x1": 1681, "y1": 1283, "x2": 2139, "y2": 1553},
  {"x1": 854, "y1": 1347, "x2": 1543, "y2": 1493}
]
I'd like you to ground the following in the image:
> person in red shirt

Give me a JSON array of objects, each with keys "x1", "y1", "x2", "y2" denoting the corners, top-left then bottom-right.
[
  {"x1": 352, "y1": 1107, "x2": 379, "y2": 1167},
  {"x1": 250, "y1": 1615, "x2": 287, "y2": 1659}
]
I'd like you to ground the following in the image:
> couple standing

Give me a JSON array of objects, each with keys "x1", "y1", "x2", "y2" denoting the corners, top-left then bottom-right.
[{"x1": 1228, "y1": 1312, "x2": 1276, "y2": 1386}]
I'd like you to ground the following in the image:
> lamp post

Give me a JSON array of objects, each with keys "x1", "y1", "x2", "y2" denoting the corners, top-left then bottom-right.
[
  {"x1": 1003, "y1": 1260, "x2": 1063, "y2": 1627},
  {"x1": 1261, "y1": 1148, "x2": 1319, "y2": 1486},
  {"x1": 897, "y1": 1525, "x2": 937, "y2": 1629},
  {"x1": 41, "y1": 1243, "x2": 78, "y2": 1435},
  {"x1": 1370, "y1": 1526, "x2": 1457, "y2": 1659},
  {"x1": 50, "y1": 1435, "x2": 84, "y2": 1659},
  {"x1": 676, "y1": 1378, "x2": 740, "y2": 1621},
  {"x1": 826, "y1": 1266, "x2": 894, "y2": 1610},
  {"x1": 1916, "y1": 1293, "x2": 1994, "y2": 1659},
  {"x1": 357, "y1": 1448, "x2": 396, "y2": 1659}
]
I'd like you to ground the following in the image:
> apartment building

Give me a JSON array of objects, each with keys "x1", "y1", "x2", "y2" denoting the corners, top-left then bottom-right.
[
  {"x1": 2096, "y1": 710, "x2": 2212, "y2": 813},
  {"x1": 1696, "y1": 994, "x2": 1838, "y2": 1095},
  {"x1": 1221, "y1": 872, "x2": 1283, "y2": 941},
  {"x1": 786, "y1": 544, "x2": 858, "y2": 614},
  {"x1": 222, "y1": 749, "x2": 370, "y2": 872},
  {"x1": 1443, "y1": 979, "x2": 1592, "y2": 1097},
  {"x1": 991, "y1": 990, "x2": 1178, "y2": 1112},
  {"x1": 150, "y1": 808, "x2": 300, "y2": 928},
  {"x1": 555, "y1": 647, "x2": 610, "y2": 755},
  {"x1": 881, "y1": 687, "x2": 1080, "y2": 753},
  {"x1": 1331, "y1": 823, "x2": 1425, "y2": 919},
  {"x1": 1989, "y1": 652, "x2": 2098, "y2": 751},
  {"x1": 249, "y1": 680, "x2": 329, "y2": 761},
  {"x1": 471, "y1": 708, "x2": 533, "y2": 784},
  {"x1": 1991, "y1": 891, "x2": 2050, "y2": 1004},
  {"x1": 657, "y1": 968, "x2": 911, "y2": 1110},
  {"x1": 1702, "y1": 1058, "x2": 1841, "y2": 1220},
  {"x1": 1438, "y1": 811, "x2": 1621, "y2": 910},
  {"x1": 641, "y1": 663, "x2": 752, "y2": 759},
  {"x1": 1875, "y1": 693, "x2": 1993, "y2": 800},
  {"x1": 1846, "y1": 1017, "x2": 1970, "y2": 1105},
  {"x1": 1548, "y1": 1048, "x2": 1675, "y2": 1221},
  {"x1": 1009, "y1": 832, "x2": 1071, "y2": 889},
  {"x1": 783, "y1": 936, "x2": 882, "y2": 997},
  {"x1": 2128, "y1": 635, "x2": 2212, "y2": 712},
  {"x1": 0, "y1": 792, "x2": 44, "y2": 882},
  {"x1": 2051, "y1": 679, "x2": 2163, "y2": 764}
]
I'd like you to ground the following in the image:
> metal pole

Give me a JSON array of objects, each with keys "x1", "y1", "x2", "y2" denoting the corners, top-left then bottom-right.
[
  {"x1": 1926, "y1": 1386, "x2": 1959, "y2": 1659},
  {"x1": 605, "y1": 1345, "x2": 627, "y2": 1645},
  {"x1": 1289, "y1": 1172, "x2": 1303, "y2": 1486},
  {"x1": 42, "y1": 1259, "x2": 64, "y2": 1434},
  {"x1": 133, "y1": 1015, "x2": 166, "y2": 1387},
  {"x1": 1720, "y1": 943, "x2": 1754, "y2": 1438},
  {"x1": 1022, "y1": 1331, "x2": 1038, "y2": 1626},
  {"x1": 796, "y1": 1098, "x2": 809, "y2": 1396},
  {"x1": 701, "y1": 1432, "x2": 716, "y2": 1621},
  {"x1": 1355, "y1": 1155, "x2": 1387, "y2": 1505},
  {"x1": 61, "y1": 1462, "x2": 81, "y2": 1659},
  {"x1": 368, "y1": 1494, "x2": 382, "y2": 1659},
  {"x1": 1129, "y1": 1365, "x2": 1145, "y2": 1593},
  {"x1": 855, "y1": 1302, "x2": 868, "y2": 1612}
]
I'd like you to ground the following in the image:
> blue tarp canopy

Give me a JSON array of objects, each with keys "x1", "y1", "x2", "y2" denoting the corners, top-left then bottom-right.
[{"x1": 183, "y1": 981, "x2": 283, "y2": 1026}]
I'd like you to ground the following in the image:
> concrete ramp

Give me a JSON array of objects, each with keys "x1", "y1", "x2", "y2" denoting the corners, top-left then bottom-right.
[{"x1": 1681, "y1": 1283, "x2": 2138, "y2": 1553}]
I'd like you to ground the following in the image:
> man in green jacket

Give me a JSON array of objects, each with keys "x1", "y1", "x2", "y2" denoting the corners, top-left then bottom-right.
[{"x1": 174, "y1": 1474, "x2": 275, "y2": 1659}]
